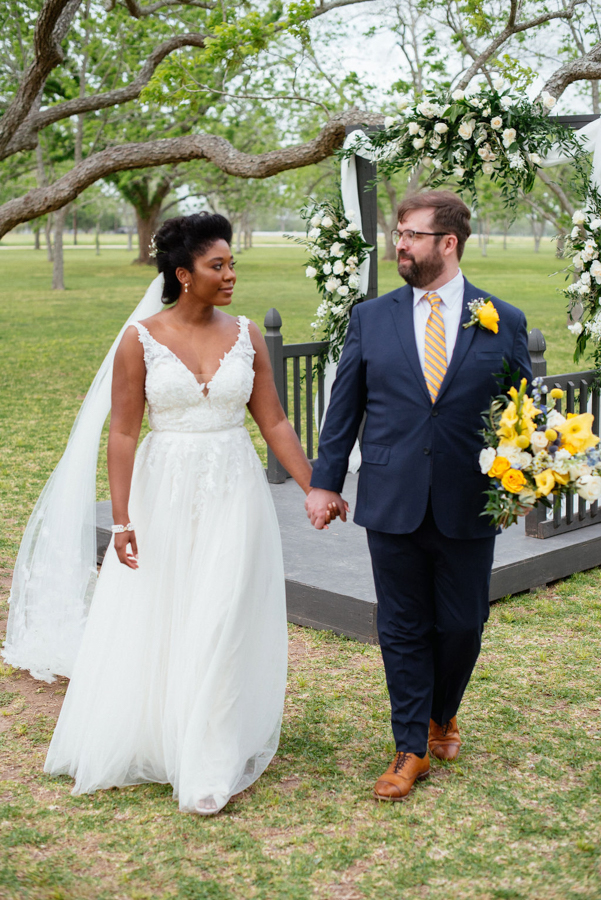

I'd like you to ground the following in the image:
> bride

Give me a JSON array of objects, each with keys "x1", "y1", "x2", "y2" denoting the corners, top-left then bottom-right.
[{"x1": 6, "y1": 212, "x2": 329, "y2": 815}]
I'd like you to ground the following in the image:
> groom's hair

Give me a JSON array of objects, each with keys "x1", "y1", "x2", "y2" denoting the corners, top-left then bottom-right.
[
  {"x1": 397, "y1": 191, "x2": 471, "y2": 260},
  {"x1": 154, "y1": 212, "x2": 233, "y2": 303}
]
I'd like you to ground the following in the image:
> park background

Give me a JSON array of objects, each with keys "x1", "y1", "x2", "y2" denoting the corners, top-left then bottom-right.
[{"x1": 1, "y1": 0, "x2": 601, "y2": 897}]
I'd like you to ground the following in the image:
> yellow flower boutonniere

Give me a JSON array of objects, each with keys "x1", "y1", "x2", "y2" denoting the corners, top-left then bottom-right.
[{"x1": 463, "y1": 297, "x2": 500, "y2": 333}]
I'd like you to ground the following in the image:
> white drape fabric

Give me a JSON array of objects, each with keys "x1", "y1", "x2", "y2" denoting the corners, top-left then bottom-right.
[
  {"x1": 541, "y1": 117, "x2": 601, "y2": 190},
  {"x1": 2, "y1": 275, "x2": 165, "y2": 683}
]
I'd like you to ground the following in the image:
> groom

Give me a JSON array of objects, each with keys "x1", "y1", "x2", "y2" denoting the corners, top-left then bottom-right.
[{"x1": 306, "y1": 190, "x2": 531, "y2": 800}]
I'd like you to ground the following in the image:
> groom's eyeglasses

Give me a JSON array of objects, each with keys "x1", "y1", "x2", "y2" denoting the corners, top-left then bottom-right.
[{"x1": 392, "y1": 229, "x2": 449, "y2": 246}]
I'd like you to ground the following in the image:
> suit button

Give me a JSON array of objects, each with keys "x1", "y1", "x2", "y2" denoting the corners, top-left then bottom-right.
[
  {"x1": 431, "y1": 410, "x2": 439, "y2": 417},
  {"x1": 424, "y1": 447, "x2": 431, "y2": 455}
]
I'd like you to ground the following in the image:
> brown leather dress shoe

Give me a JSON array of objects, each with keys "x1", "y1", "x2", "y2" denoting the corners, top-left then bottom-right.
[
  {"x1": 428, "y1": 716, "x2": 461, "y2": 761},
  {"x1": 373, "y1": 751, "x2": 430, "y2": 801}
]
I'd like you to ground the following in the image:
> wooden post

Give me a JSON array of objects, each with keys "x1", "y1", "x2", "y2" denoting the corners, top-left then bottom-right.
[
  {"x1": 528, "y1": 328, "x2": 547, "y2": 378},
  {"x1": 264, "y1": 308, "x2": 289, "y2": 483},
  {"x1": 345, "y1": 125, "x2": 379, "y2": 301}
]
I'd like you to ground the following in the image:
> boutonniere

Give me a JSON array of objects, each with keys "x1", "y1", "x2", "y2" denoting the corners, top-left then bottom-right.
[{"x1": 463, "y1": 297, "x2": 499, "y2": 334}]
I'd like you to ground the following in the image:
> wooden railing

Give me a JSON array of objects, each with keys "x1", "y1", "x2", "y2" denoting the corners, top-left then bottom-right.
[{"x1": 265, "y1": 314, "x2": 600, "y2": 540}]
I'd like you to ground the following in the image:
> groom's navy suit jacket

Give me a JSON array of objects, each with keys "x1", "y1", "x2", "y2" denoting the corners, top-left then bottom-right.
[{"x1": 310, "y1": 278, "x2": 532, "y2": 540}]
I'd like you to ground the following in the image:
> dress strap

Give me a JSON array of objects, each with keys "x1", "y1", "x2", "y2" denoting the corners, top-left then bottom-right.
[
  {"x1": 236, "y1": 316, "x2": 255, "y2": 358},
  {"x1": 132, "y1": 321, "x2": 162, "y2": 365}
]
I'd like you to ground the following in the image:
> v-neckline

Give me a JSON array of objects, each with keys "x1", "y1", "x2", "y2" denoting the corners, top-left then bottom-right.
[{"x1": 140, "y1": 317, "x2": 243, "y2": 396}]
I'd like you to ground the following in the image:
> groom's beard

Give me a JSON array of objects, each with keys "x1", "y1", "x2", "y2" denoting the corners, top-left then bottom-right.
[{"x1": 397, "y1": 246, "x2": 445, "y2": 288}]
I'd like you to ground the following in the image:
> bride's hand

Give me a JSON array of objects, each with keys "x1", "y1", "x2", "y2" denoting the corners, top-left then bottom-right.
[{"x1": 114, "y1": 532, "x2": 139, "y2": 569}]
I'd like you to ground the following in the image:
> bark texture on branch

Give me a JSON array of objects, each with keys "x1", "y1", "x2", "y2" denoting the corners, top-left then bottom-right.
[
  {"x1": 542, "y1": 42, "x2": 601, "y2": 100},
  {"x1": 0, "y1": 110, "x2": 383, "y2": 237}
]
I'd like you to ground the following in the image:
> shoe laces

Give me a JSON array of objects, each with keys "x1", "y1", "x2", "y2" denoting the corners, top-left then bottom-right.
[
  {"x1": 441, "y1": 721, "x2": 453, "y2": 737},
  {"x1": 393, "y1": 751, "x2": 410, "y2": 774}
]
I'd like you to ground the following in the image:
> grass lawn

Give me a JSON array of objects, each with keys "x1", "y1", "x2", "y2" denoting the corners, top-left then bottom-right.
[{"x1": 0, "y1": 239, "x2": 600, "y2": 898}]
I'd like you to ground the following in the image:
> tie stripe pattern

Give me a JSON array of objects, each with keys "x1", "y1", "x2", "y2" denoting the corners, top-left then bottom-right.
[{"x1": 423, "y1": 292, "x2": 447, "y2": 402}]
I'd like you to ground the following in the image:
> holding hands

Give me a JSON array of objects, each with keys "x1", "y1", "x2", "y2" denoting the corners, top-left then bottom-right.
[{"x1": 305, "y1": 488, "x2": 349, "y2": 530}]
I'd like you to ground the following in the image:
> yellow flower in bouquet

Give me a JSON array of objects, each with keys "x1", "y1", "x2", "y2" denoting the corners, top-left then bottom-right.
[
  {"x1": 535, "y1": 469, "x2": 555, "y2": 497},
  {"x1": 497, "y1": 385, "x2": 538, "y2": 446},
  {"x1": 488, "y1": 456, "x2": 511, "y2": 479},
  {"x1": 556, "y1": 413, "x2": 599, "y2": 454},
  {"x1": 476, "y1": 301, "x2": 500, "y2": 334},
  {"x1": 501, "y1": 468, "x2": 526, "y2": 493}
]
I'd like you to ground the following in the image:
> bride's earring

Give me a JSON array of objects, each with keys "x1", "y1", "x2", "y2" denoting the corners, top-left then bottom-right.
[{"x1": 184, "y1": 283, "x2": 189, "y2": 293}]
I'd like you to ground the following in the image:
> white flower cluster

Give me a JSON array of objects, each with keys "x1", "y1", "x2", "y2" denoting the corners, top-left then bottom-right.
[{"x1": 565, "y1": 209, "x2": 601, "y2": 340}]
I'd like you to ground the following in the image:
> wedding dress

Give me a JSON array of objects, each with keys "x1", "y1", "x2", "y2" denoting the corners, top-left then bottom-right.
[{"x1": 44, "y1": 315, "x2": 288, "y2": 814}]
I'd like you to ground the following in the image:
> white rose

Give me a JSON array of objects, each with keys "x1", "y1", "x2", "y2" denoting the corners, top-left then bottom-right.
[
  {"x1": 332, "y1": 259, "x2": 345, "y2": 275},
  {"x1": 417, "y1": 101, "x2": 436, "y2": 118},
  {"x1": 482, "y1": 162, "x2": 494, "y2": 175},
  {"x1": 329, "y1": 242, "x2": 344, "y2": 257},
  {"x1": 337, "y1": 285, "x2": 350, "y2": 297},
  {"x1": 315, "y1": 248, "x2": 327, "y2": 259},
  {"x1": 490, "y1": 116, "x2": 503, "y2": 130},
  {"x1": 573, "y1": 252, "x2": 583, "y2": 271},
  {"x1": 454, "y1": 166, "x2": 465, "y2": 178},
  {"x1": 458, "y1": 120, "x2": 475, "y2": 140},
  {"x1": 339, "y1": 229, "x2": 349, "y2": 239},
  {"x1": 432, "y1": 158, "x2": 442, "y2": 169},
  {"x1": 541, "y1": 91, "x2": 557, "y2": 110},
  {"x1": 530, "y1": 153, "x2": 542, "y2": 166},
  {"x1": 413, "y1": 137, "x2": 426, "y2": 149},
  {"x1": 469, "y1": 97, "x2": 483, "y2": 109},
  {"x1": 568, "y1": 321, "x2": 584, "y2": 336},
  {"x1": 479, "y1": 447, "x2": 496, "y2": 474},
  {"x1": 348, "y1": 273, "x2": 361, "y2": 289},
  {"x1": 408, "y1": 121, "x2": 420, "y2": 135},
  {"x1": 493, "y1": 78, "x2": 505, "y2": 91},
  {"x1": 578, "y1": 282, "x2": 591, "y2": 295},
  {"x1": 572, "y1": 209, "x2": 587, "y2": 225},
  {"x1": 571, "y1": 226, "x2": 581, "y2": 238},
  {"x1": 500, "y1": 96, "x2": 512, "y2": 110},
  {"x1": 347, "y1": 255, "x2": 358, "y2": 266},
  {"x1": 581, "y1": 270, "x2": 592, "y2": 285},
  {"x1": 590, "y1": 218, "x2": 601, "y2": 231},
  {"x1": 502, "y1": 127, "x2": 517, "y2": 148},
  {"x1": 546, "y1": 409, "x2": 567, "y2": 429},
  {"x1": 590, "y1": 260, "x2": 601, "y2": 283},
  {"x1": 324, "y1": 277, "x2": 340, "y2": 293},
  {"x1": 397, "y1": 98, "x2": 410, "y2": 111},
  {"x1": 345, "y1": 209, "x2": 357, "y2": 220},
  {"x1": 451, "y1": 89, "x2": 465, "y2": 101},
  {"x1": 530, "y1": 431, "x2": 549, "y2": 452},
  {"x1": 569, "y1": 462, "x2": 591, "y2": 480},
  {"x1": 430, "y1": 134, "x2": 442, "y2": 148},
  {"x1": 322, "y1": 262, "x2": 332, "y2": 275},
  {"x1": 384, "y1": 116, "x2": 396, "y2": 129},
  {"x1": 346, "y1": 222, "x2": 361, "y2": 233},
  {"x1": 434, "y1": 122, "x2": 449, "y2": 134},
  {"x1": 423, "y1": 156, "x2": 433, "y2": 167},
  {"x1": 305, "y1": 266, "x2": 317, "y2": 278},
  {"x1": 577, "y1": 474, "x2": 601, "y2": 501},
  {"x1": 478, "y1": 146, "x2": 488, "y2": 159},
  {"x1": 310, "y1": 215, "x2": 322, "y2": 227},
  {"x1": 496, "y1": 445, "x2": 521, "y2": 466},
  {"x1": 308, "y1": 227, "x2": 321, "y2": 240},
  {"x1": 321, "y1": 216, "x2": 333, "y2": 228}
]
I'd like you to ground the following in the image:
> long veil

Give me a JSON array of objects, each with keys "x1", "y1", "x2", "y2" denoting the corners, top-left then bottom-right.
[{"x1": 2, "y1": 274, "x2": 165, "y2": 683}]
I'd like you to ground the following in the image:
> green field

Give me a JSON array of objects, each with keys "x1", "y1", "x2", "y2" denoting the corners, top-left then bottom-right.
[{"x1": 1, "y1": 239, "x2": 600, "y2": 899}]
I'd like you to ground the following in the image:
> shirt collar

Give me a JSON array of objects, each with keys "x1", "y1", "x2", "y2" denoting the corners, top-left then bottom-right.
[{"x1": 412, "y1": 268, "x2": 464, "y2": 309}]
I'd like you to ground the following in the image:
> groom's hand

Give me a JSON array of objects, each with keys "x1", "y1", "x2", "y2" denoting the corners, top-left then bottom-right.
[{"x1": 305, "y1": 489, "x2": 349, "y2": 530}]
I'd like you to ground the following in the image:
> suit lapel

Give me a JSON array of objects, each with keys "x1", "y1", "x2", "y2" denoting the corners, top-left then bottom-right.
[
  {"x1": 390, "y1": 285, "x2": 431, "y2": 404},
  {"x1": 434, "y1": 277, "x2": 479, "y2": 404}
]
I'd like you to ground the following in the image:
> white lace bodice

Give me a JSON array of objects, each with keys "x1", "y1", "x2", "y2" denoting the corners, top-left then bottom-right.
[{"x1": 133, "y1": 316, "x2": 255, "y2": 433}]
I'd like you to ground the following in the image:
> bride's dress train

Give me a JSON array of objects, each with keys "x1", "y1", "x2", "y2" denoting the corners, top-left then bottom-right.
[{"x1": 44, "y1": 316, "x2": 288, "y2": 814}]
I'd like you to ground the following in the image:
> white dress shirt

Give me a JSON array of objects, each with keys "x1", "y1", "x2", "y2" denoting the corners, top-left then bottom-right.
[{"x1": 412, "y1": 268, "x2": 465, "y2": 372}]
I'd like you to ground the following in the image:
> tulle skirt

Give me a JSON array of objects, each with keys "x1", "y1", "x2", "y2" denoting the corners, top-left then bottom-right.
[{"x1": 44, "y1": 426, "x2": 288, "y2": 814}]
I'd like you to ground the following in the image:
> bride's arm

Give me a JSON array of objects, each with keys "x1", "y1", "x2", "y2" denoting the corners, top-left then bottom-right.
[
  {"x1": 246, "y1": 323, "x2": 347, "y2": 522},
  {"x1": 107, "y1": 326, "x2": 146, "y2": 569}
]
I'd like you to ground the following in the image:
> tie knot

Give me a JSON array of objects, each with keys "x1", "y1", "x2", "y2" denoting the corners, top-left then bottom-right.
[{"x1": 425, "y1": 291, "x2": 442, "y2": 308}]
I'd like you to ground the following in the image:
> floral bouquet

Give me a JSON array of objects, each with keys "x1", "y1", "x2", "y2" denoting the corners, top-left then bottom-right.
[
  {"x1": 479, "y1": 376, "x2": 601, "y2": 528},
  {"x1": 286, "y1": 198, "x2": 373, "y2": 365},
  {"x1": 563, "y1": 198, "x2": 601, "y2": 374}
]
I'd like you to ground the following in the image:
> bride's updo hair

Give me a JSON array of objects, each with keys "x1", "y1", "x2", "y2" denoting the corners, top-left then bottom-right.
[{"x1": 153, "y1": 212, "x2": 233, "y2": 304}]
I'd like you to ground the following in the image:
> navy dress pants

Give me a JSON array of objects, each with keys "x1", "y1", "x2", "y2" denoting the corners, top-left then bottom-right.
[{"x1": 366, "y1": 500, "x2": 495, "y2": 756}]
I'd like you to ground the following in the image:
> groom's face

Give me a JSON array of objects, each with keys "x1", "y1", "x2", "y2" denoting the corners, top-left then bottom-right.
[{"x1": 395, "y1": 208, "x2": 447, "y2": 289}]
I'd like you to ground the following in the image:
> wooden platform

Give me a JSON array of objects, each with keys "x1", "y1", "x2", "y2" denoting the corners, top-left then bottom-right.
[{"x1": 96, "y1": 472, "x2": 601, "y2": 644}]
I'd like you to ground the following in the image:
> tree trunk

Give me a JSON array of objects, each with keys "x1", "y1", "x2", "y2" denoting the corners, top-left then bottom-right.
[
  {"x1": 52, "y1": 206, "x2": 67, "y2": 289},
  {"x1": 95, "y1": 219, "x2": 101, "y2": 255},
  {"x1": 502, "y1": 221, "x2": 508, "y2": 250},
  {"x1": 235, "y1": 217, "x2": 242, "y2": 254},
  {"x1": 33, "y1": 224, "x2": 41, "y2": 249},
  {"x1": 45, "y1": 214, "x2": 53, "y2": 262},
  {"x1": 127, "y1": 225, "x2": 133, "y2": 251},
  {"x1": 377, "y1": 178, "x2": 398, "y2": 262},
  {"x1": 73, "y1": 206, "x2": 78, "y2": 244},
  {"x1": 134, "y1": 206, "x2": 162, "y2": 264},
  {"x1": 531, "y1": 217, "x2": 544, "y2": 253}
]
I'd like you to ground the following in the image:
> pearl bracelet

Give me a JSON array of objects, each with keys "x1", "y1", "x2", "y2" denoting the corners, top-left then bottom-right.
[{"x1": 111, "y1": 523, "x2": 134, "y2": 534}]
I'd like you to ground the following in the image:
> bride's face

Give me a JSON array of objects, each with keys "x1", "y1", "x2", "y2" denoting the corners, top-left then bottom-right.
[{"x1": 186, "y1": 239, "x2": 237, "y2": 306}]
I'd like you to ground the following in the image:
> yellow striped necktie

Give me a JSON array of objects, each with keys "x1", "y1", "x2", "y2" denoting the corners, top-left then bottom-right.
[{"x1": 423, "y1": 292, "x2": 447, "y2": 402}]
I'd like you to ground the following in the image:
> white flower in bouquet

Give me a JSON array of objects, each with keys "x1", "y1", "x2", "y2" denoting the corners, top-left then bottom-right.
[
  {"x1": 490, "y1": 116, "x2": 503, "y2": 130},
  {"x1": 305, "y1": 266, "x2": 317, "y2": 278},
  {"x1": 451, "y1": 89, "x2": 465, "y2": 101},
  {"x1": 483, "y1": 106, "x2": 491, "y2": 116},
  {"x1": 531, "y1": 450, "x2": 553, "y2": 474},
  {"x1": 347, "y1": 222, "x2": 361, "y2": 233},
  {"x1": 423, "y1": 156, "x2": 433, "y2": 167},
  {"x1": 458, "y1": 120, "x2": 475, "y2": 140},
  {"x1": 568, "y1": 321, "x2": 584, "y2": 336},
  {"x1": 541, "y1": 91, "x2": 557, "y2": 110},
  {"x1": 417, "y1": 101, "x2": 437, "y2": 118},
  {"x1": 310, "y1": 214, "x2": 322, "y2": 227},
  {"x1": 572, "y1": 252, "x2": 584, "y2": 270},
  {"x1": 348, "y1": 273, "x2": 361, "y2": 289},
  {"x1": 554, "y1": 449, "x2": 572, "y2": 468},
  {"x1": 329, "y1": 242, "x2": 345, "y2": 257},
  {"x1": 585, "y1": 239, "x2": 599, "y2": 259},
  {"x1": 432, "y1": 158, "x2": 443, "y2": 169},
  {"x1": 497, "y1": 445, "x2": 532, "y2": 468},
  {"x1": 434, "y1": 122, "x2": 449, "y2": 134},
  {"x1": 590, "y1": 218, "x2": 601, "y2": 231},
  {"x1": 339, "y1": 229, "x2": 349, "y2": 239},
  {"x1": 509, "y1": 152, "x2": 525, "y2": 170},
  {"x1": 454, "y1": 166, "x2": 465, "y2": 178},
  {"x1": 493, "y1": 78, "x2": 505, "y2": 90},
  {"x1": 502, "y1": 127, "x2": 517, "y2": 147},
  {"x1": 478, "y1": 146, "x2": 489, "y2": 159},
  {"x1": 332, "y1": 259, "x2": 345, "y2": 275},
  {"x1": 500, "y1": 96, "x2": 512, "y2": 110},
  {"x1": 408, "y1": 121, "x2": 421, "y2": 135},
  {"x1": 397, "y1": 98, "x2": 411, "y2": 111},
  {"x1": 413, "y1": 137, "x2": 426, "y2": 149},
  {"x1": 308, "y1": 227, "x2": 321, "y2": 241},
  {"x1": 315, "y1": 248, "x2": 327, "y2": 259},
  {"x1": 577, "y1": 281, "x2": 591, "y2": 295},
  {"x1": 347, "y1": 255, "x2": 359, "y2": 267},
  {"x1": 346, "y1": 209, "x2": 357, "y2": 220},
  {"x1": 591, "y1": 260, "x2": 601, "y2": 283},
  {"x1": 482, "y1": 162, "x2": 495, "y2": 175},
  {"x1": 384, "y1": 116, "x2": 397, "y2": 129},
  {"x1": 577, "y1": 474, "x2": 601, "y2": 501},
  {"x1": 529, "y1": 153, "x2": 542, "y2": 166},
  {"x1": 530, "y1": 431, "x2": 549, "y2": 452},
  {"x1": 572, "y1": 209, "x2": 587, "y2": 225},
  {"x1": 571, "y1": 225, "x2": 581, "y2": 238},
  {"x1": 321, "y1": 216, "x2": 333, "y2": 228},
  {"x1": 569, "y1": 461, "x2": 591, "y2": 480},
  {"x1": 546, "y1": 409, "x2": 567, "y2": 429},
  {"x1": 479, "y1": 447, "x2": 496, "y2": 474},
  {"x1": 586, "y1": 312, "x2": 601, "y2": 341},
  {"x1": 331, "y1": 304, "x2": 346, "y2": 315},
  {"x1": 325, "y1": 277, "x2": 341, "y2": 293},
  {"x1": 430, "y1": 134, "x2": 442, "y2": 148},
  {"x1": 322, "y1": 262, "x2": 332, "y2": 275},
  {"x1": 337, "y1": 285, "x2": 350, "y2": 297},
  {"x1": 580, "y1": 270, "x2": 592, "y2": 285}
]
